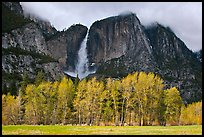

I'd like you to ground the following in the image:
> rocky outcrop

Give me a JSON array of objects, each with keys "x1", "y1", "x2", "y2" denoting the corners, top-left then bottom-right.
[
  {"x1": 2, "y1": 2, "x2": 23, "y2": 16},
  {"x1": 145, "y1": 23, "x2": 202, "y2": 103},
  {"x1": 87, "y1": 13, "x2": 153, "y2": 63},
  {"x1": 2, "y1": 2, "x2": 32, "y2": 33},
  {"x1": 2, "y1": 22, "x2": 50, "y2": 55},
  {"x1": 2, "y1": 2, "x2": 88, "y2": 95},
  {"x1": 46, "y1": 24, "x2": 88, "y2": 71},
  {"x1": 87, "y1": 13, "x2": 202, "y2": 104},
  {"x1": 87, "y1": 13, "x2": 159, "y2": 77},
  {"x1": 26, "y1": 15, "x2": 58, "y2": 39},
  {"x1": 2, "y1": 20, "x2": 63, "y2": 93},
  {"x1": 2, "y1": 2, "x2": 61, "y2": 93},
  {"x1": 194, "y1": 49, "x2": 202, "y2": 63}
]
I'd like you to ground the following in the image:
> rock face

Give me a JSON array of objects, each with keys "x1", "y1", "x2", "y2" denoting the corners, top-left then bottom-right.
[
  {"x1": 47, "y1": 24, "x2": 88, "y2": 72},
  {"x1": 87, "y1": 13, "x2": 153, "y2": 64},
  {"x1": 2, "y1": 2, "x2": 23, "y2": 16},
  {"x1": 2, "y1": 2, "x2": 86, "y2": 94},
  {"x1": 145, "y1": 23, "x2": 202, "y2": 104},
  {"x1": 87, "y1": 13, "x2": 159, "y2": 77},
  {"x1": 194, "y1": 49, "x2": 202, "y2": 63},
  {"x1": 87, "y1": 13, "x2": 202, "y2": 104},
  {"x1": 2, "y1": 19, "x2": 63, "y2": 93},
  {"x1": 2, "y1": 23, "x2": 50, "y2": 55}
]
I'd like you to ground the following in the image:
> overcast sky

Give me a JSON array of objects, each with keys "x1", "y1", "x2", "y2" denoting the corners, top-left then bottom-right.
[{"x1": 20, "y1": 2, "x2": 202, "y2": 52}]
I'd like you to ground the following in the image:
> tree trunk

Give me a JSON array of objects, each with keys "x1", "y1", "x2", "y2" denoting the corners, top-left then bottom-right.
[
  {"x1": 79, "y1": 111, "x2": 81, "y2": 126},
  {"x1": 115, "y1": 114, "x2": 119, "y2": 126},
  {"x1": 138, "y1": 104, "x2": 142, "y2": 126},
  {"x1": 63, "y1": 106, "x2": 67, "y2": 125},
  {"x1": 130, "y1": 111, "x2": 133, "y2": 126},
  {"x1": 17, "y1": 91, "x2": 25, "y2": 125},
  {"x1": 120, "y1": 98, "x2": 125, "y2": 126},
  {"x1": 52, "y1": 106, "x2": 56, "y2": 125}
]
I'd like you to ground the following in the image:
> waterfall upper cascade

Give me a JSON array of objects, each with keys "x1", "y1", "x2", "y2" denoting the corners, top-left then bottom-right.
[{"x1": 64, "y1": 33, "x2": 96, "y2": 79}]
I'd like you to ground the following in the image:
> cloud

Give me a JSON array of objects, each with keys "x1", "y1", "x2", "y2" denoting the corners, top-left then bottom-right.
[{"x1": 20, "y1": 2, "x2": 202, "y2": 51}]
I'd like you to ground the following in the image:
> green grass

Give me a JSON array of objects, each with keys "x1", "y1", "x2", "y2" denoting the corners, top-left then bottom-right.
[{"x1": 2, "y1": 125, "x2": 202, "y2": 135}]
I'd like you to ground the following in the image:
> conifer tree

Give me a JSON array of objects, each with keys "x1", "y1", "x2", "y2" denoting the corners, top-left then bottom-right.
[
  {"x1": 34, "y1": 70, "x2": 45, "y2": 86},
  {"x1": 17, "y1": 71, "x2": 30, "y2": 125}
]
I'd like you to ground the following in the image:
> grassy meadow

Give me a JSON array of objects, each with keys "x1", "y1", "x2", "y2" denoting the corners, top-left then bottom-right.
[{"x1": 2, "y1": 125, "x2": 202, "y2": 135}]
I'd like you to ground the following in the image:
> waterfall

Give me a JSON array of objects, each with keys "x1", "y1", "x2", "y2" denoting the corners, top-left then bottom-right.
[
  {"x1": 75, "y1": 34, "x2": 90, "y2": 78},
  {"x1": 64, "y1": 32, "x2": 96, "y2": 79}
]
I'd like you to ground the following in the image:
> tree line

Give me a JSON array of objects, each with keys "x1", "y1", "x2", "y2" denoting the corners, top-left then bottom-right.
[{"x1": 2, "y1": 71, "x2": 202, "y2": 126}]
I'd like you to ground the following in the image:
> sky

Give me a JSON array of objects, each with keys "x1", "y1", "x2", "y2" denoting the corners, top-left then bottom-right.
[{"x1": 20, "y1": 2, "x2": 202, "y2": 52}]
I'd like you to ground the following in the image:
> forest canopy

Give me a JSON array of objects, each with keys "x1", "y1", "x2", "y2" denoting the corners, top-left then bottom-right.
[{"x1": 2, "y1": 71, "x2": 202, "y2": 126}]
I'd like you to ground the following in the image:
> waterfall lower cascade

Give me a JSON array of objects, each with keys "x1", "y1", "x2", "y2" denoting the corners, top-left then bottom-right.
[{"x1": 64, "y1": 33, "x2": 96, "y2": 79}]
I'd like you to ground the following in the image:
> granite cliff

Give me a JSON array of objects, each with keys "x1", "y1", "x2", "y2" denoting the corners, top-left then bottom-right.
[
  {"x1": 2, "y1": 3, "x2": 202, "y2": 104},
  {"x1": 2, "y1": 2, "x2": 86, "y2": 94},
  {"x1": 86, "y1": 13, "x2": 202, "y2": 104},
  {"x1": 87, "y1": 13, "x2": 159, "y2": 76}
]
